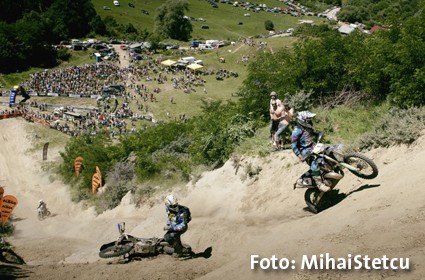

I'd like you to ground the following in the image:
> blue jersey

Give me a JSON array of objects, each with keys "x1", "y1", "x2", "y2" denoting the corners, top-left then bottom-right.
[
  {"x1": 291, "y1": 126, "x2": 315, "y2": 156},
  {"x1": 166, "y1": 206, "x2": 189, "y2": 232}
]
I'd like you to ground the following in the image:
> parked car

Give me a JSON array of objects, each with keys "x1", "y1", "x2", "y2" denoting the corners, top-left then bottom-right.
[
  {"x1": 103, "y1": 6, "x2": 111, "y2": 10},
  {"x1": 190, "y1": 41, "x2": 202, "y2": 48},
  {"x1": 107, "y1": 84, "x2": 125, "y2": 92},
  {"x1": 113, "y1": 0, "x2": 120, "y2": 6},
  {"x1": 141, "y1": 9, "x2": 149, "y2": 15},
  {"x1": 201, "y1": 25, "x2": 210, "y2": 29},
  {"x1": 128, "y1": 2, "x2": 135, "y2": 8}
]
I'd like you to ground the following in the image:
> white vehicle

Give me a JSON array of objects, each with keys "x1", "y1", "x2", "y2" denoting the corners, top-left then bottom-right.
[
  {"x1": 113, "y1": 0, "x2": 120, "y2": 6},
  {"x1": 198, "y1": 44, "x2": 213, "y2": 50}
]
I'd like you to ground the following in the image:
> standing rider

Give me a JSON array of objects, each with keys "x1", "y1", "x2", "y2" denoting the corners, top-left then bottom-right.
[
  {"x1": 163, "y1": 194, "x2": 189, "y2": 257},
  {"x1": 291, "y1": 111, "x2": 330, "y2": 192},
  {"x1": 10, "y1": 84, "x2": 30, "y2": 107}
]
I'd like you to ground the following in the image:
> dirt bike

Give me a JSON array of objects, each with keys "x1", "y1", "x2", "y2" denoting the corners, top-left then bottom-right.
[
  {"x1": 37, "y1": 206, "x2": 51, "y2": 220},
  {"x1": 99, "y1": 222, "x2": 192, "y2": 260},
  {"x1": 294, "y1": 132, "x2": 379, "y2": 214}
]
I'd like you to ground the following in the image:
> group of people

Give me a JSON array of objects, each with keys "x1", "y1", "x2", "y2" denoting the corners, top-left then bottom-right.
[{"x1": 269, "y1": 91, "x2": 331, "y2": 193}]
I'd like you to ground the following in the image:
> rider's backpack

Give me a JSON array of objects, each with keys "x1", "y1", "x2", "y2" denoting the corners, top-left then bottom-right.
[{"x1": 180, "y1": 205, "x2": 192, "y2": 223}]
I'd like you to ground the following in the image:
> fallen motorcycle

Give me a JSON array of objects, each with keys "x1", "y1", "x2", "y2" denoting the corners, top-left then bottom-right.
[
  {"x1": 99, "y1": 222, "x2": 192, "y2": 260},
  {"x1": 37, "y1": 206, "x2": 51, "y2": 220},
  {"x1": 294, "y1": 132, "x2": 379, "y2": 213}
]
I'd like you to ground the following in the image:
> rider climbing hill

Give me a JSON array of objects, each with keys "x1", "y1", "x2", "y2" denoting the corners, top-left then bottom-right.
[{"x1": 291, "y1": 111, "x2": 330, "y2": 192}]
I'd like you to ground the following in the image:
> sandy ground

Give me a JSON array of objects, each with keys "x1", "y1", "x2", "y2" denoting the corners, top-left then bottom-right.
[{"x1": 0, "y1": 118, "x2": 424, "y2": 280}]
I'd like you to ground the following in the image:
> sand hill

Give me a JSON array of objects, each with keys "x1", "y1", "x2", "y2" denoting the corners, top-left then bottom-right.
[{"x1": 0, "y1": 118, "x2": 424, "y2": 280}]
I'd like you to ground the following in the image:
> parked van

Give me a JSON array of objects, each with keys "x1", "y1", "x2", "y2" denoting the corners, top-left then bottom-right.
[
  {"x1": 113, "y1": 1, "x2": 120, "y2": 6},
  {"x1": 198, "y1": 44, "x2": 213, "y2": 50},
  {"x1": 181, "y1": 57, "x2": 196, "y2": 64}
]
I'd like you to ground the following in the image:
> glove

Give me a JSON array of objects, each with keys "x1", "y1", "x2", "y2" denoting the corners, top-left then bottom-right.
[{"x1": 164, "y1": 221, "x2": 172, "y2": 231}]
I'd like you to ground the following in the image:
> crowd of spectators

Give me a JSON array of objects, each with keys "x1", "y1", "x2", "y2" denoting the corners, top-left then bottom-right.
[
  {"x1": 23, "y1": 63, "x2": 128, "y2": 97},
  {"x1": 1, "y1": 48, "x2": 242, "y2": 136}
]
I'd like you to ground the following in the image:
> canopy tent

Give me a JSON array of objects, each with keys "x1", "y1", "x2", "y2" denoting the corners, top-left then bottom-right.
[
  {"x1": 186, "y1": 63, "x2": 203, "y2": 71},
  {"x1": 161, "y1": 59, "x2": 177, "y2": 66}
]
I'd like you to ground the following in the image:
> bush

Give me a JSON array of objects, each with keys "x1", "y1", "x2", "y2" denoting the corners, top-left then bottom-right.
[
  {"x1": 264, "y1": 20, "x2": 274, "y2": 31},
  {"x1": 354, "y1": 107, "x2": 425, "y2": 150},
  {"x1": 94, "y1": 161, "x2": 137, "y2": 213}
]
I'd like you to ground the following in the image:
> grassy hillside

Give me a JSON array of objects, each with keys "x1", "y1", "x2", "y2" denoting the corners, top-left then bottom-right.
[{"x1": 92, "y1": 0, "x2": 328, "y2": 41}]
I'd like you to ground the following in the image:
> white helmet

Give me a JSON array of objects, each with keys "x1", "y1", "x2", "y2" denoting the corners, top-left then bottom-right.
[
  {"x1": 297, "y1": 111, "x2": 316, "y2": 129},
  {"x1": 39, "y1": 199, "x2": 43, "y2": 204},
  {"x1": 165, "y1": 194, "x2": 179, "y2": 212}
]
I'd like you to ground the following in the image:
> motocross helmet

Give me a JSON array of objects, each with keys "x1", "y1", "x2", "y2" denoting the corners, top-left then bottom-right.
[
  {"x1": 297, "y1": 111, "x2": 316, "y2": 129},
  {"x1": 270, "y1": 91, "x2": 277, "y2": 97},
  {"x1": 165, "y1": 194, "x2": 179, "y2": 212},
  {"x1": 39, "y1": 199, "x2": 43, "y2": 204}
]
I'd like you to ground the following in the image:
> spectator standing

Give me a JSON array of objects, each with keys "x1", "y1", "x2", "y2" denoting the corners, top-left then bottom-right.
[
  {"x1": 269, "y1": 91, "x2": 283, "y2": 146},
  {"x1": 273, "y1": 101, "x2": 294, "y2": 149}
]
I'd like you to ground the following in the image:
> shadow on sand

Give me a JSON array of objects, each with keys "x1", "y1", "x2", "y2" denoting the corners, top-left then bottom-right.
[
  {"x1": 182, "y1": 247, "x2": 212, "y2": 260},
  {"x1": 303, "y1": 184, "x2": 381, "y2": 213}
]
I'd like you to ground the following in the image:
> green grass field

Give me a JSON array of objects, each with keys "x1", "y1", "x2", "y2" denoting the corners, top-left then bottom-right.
[{"x1": 92, "y1": 0, "x2": 327, "y2": 42}]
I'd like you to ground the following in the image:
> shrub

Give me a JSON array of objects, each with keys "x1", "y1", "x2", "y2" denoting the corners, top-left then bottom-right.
[
  {"x1": 354, "y1": 107, "x2": 425, "y2": 150},
  {"x1": 264, "y1": 20, "x2": 274, "y2": 31},
  {"x1": 94, "y1": 161, "x2": 137, "y2": 213}
]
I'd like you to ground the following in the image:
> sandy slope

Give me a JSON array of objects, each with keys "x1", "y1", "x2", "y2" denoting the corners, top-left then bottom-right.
[{"x1": 0, "y1": 118, "x2": 424, "y2": 280}]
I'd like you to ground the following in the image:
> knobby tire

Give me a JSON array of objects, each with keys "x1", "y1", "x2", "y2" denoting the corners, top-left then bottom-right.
[
  {"x1": 344, "y1": 152, "x2": 378, "y2": 179},
  {"x1": 99, "y1": 244, "x2": 133, "y2": 258}
]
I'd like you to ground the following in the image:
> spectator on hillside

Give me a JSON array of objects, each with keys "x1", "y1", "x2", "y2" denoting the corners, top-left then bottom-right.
[
  {"x1": 273, "y1": 101, "x2": 294, "y2": 149},
  {"x1": 269, "y1": 91, "x2": 283, "y2": 146}
]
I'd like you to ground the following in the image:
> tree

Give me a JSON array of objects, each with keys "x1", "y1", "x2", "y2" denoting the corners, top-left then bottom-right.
[
  {"x1": 264, "y1": 20, "x2": 274, "y2": 31},
  {"x1": 154, "y1": 0, "x2": 192, "y2": 41}
]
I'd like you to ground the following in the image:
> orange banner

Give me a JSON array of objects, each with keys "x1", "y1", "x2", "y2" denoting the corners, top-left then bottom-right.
[
  {"x1": 74, "y1": 156, "x2": 84, "y2": 177},
  {"x1": 92, "y1": 173, "x2": 102, "y2": 193},
  {"x1": 1, "y1": 195, "x2": 18, "y2": 225},
  {"x1": 96, "y1": 166, "x2": 101, "y2": 176}
]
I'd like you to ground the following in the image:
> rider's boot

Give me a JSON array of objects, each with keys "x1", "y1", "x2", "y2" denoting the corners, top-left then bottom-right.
[
  {"x1": 172, "y1": 239, "x2": 184, "y2": 258},
  {"x1": 313, "y1": 176, "x2": 331, "y2": 192}
]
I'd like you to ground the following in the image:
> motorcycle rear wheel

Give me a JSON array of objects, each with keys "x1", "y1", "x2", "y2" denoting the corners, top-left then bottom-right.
[
  {"x1": 344, "y1": 152, "x2": 378, "y2": 179},
  {"x1": 99, "y1": 244, "x2": 133, "y2": 258},
  {"x1": 304, "y1": 188, "x2": 332, "y2": 214}
]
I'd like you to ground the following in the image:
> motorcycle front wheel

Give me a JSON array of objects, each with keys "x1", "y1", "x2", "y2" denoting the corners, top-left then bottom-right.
[
  {"x1": 99, "y1": 244, "x2": 133, "y2": 258},
  {"x1": 304, "y1": 189, "x2": 332, "y2": 214},
  {"x1": 343, "y1": 152, "x2": 378, "y2": 179}
]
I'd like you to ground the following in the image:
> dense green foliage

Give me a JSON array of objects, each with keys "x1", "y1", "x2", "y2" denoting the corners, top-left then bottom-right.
[
  {"x1": 154, "y1": 0, "x2": 193, "y2": 41},
  {"x1": 338, "y1": 0, "x2": 419, "y2": 27},
  {"x1": 239, "y1": 6, "x2": 425, "y2": 120},
  {"x1": 59, "y1": 133, "x2": 120, "y2": 201},
  {"x1": 0, "y1": 0, "x2": 98, "y2": 73}
]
